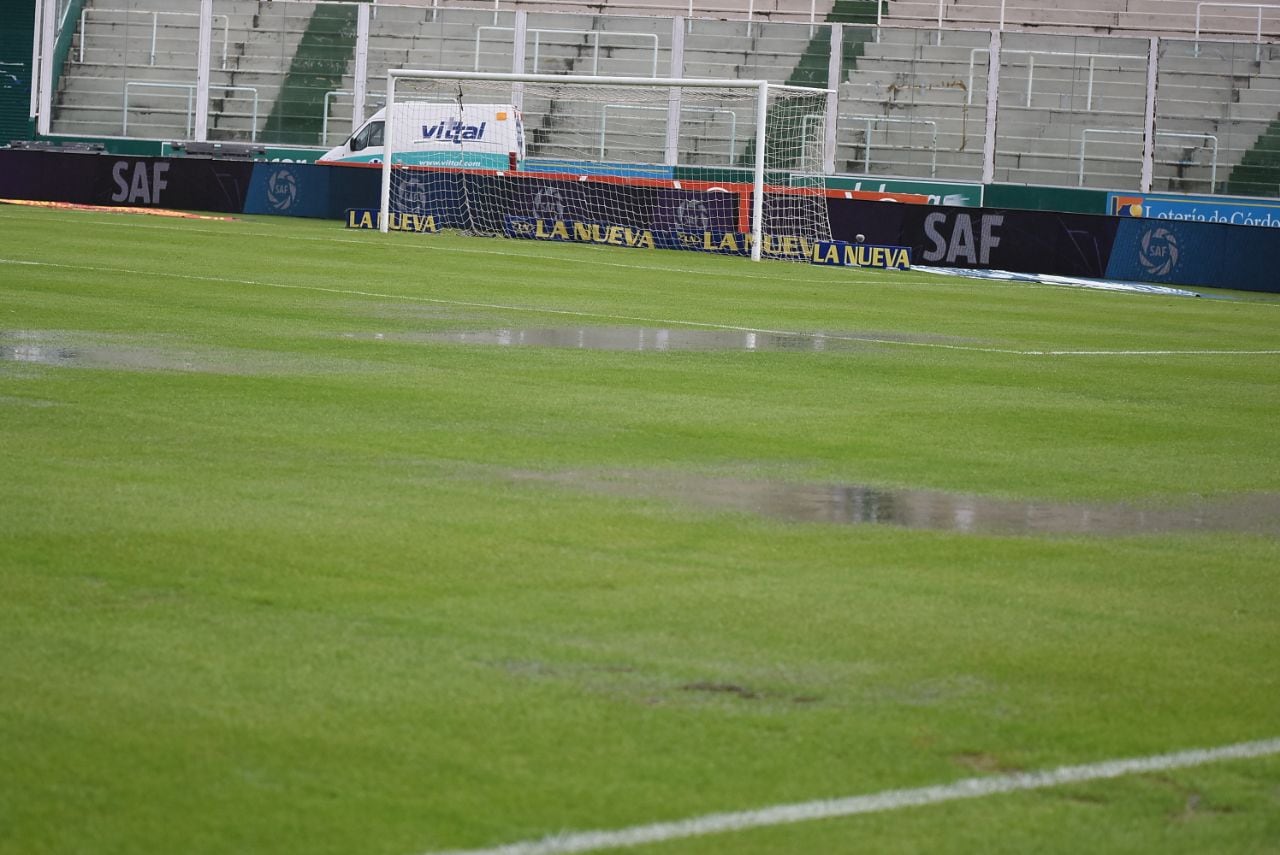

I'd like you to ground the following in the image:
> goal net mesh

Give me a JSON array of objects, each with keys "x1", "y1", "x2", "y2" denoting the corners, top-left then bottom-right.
[{"x1": 383, "y1": 74, "x2": 831, "y2": 260}]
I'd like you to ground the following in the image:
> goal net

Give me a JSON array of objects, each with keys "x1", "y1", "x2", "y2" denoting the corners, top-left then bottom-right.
[{"x1": 379, "y1": 70, "x2": 832, "y2": 261}]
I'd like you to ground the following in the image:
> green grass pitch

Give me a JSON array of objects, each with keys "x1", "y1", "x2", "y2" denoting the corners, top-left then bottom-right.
[{"x1": 1, "y1": 203, "x2": 1278, "y2": 854}]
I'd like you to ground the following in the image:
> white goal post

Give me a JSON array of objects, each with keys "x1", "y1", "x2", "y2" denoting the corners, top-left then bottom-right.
[{"x1": 377, "y1": 69, "x2": 832, "y2": 262}]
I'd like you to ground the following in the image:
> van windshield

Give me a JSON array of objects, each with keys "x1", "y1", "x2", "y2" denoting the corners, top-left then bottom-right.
[{"x1": 349, "y1": 120, "x2": 384, "y2": 152}]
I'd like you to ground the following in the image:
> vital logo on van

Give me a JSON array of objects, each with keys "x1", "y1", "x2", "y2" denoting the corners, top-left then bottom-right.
[{"x1": 422, "y1": 121, "x2": 488, "y2": 144}]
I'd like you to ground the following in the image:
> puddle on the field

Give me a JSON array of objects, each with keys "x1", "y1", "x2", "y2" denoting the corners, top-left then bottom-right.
[
  {"x1": 402, "y1": 326, "x2": 972, "y2": 352},
  {"x1": 0, "y1": 394, "x2": 58, "y2": 408},
  {"x1": 0, "y1": 330, "x2": 369, "y2": 376},
  {"x1": 514, "y1": 470, "x2": 1280, "y2": 536},
  {"x1": 0, "y1": 333, "x2": 204, "y2": 372}
]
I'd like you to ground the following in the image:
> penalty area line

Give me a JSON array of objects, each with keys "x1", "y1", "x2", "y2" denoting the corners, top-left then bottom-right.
[{"x1": 422, "y1": 737, "x2": 1280, "y2": 855}]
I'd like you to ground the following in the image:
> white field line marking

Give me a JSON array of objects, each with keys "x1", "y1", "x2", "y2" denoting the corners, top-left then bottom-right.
[
  {"x1": 424, "y1": 737, "x2": 1280, "y2": 855},
  {"x1": 4, "y1": 257, "x2": 1280, "y2": 358},
  {"x1": 1045, "y1": 349, "x2": 1280, "y2": 356}
]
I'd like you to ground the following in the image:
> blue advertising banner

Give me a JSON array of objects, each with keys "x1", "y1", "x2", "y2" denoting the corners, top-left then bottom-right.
[
  {"x1": 245, "y1": 163, "x2": 330, "y2": 218},
  {"x1": 1105, "y1": 218, "x2": 1279, "y2": 292},
  {"x1": 1108, "y1": 192, "x2": 1280, "y2": 229}
]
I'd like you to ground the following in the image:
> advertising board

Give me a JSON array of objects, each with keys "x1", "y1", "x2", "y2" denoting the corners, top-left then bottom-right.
[
  {"x1": 828, "y1": 200, "x2": 1120, "y2": 278},
  {"x1": 826, "y1": 176, "x2": 983, "y2": 208},
  {"x1": 1109, "y1": 192, "x2": 1280, "y2": 229},
  {"x1": 1105, "y1": 218, "x2": 1279, "y2": 291},
  {"x1": 3, "y1": 148, "x2": 1278, "y2": 291}
]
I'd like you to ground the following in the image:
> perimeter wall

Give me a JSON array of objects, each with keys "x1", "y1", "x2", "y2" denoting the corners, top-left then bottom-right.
[{"x1": 1, "y1": 149, "x2": 1275, "y2": 293}]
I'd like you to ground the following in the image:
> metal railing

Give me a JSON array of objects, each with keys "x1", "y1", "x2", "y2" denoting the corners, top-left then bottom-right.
[
  {"x1": 1078, "y1": 128, "x2": 1219, "y2": 186},
  {"x1": 1195, "y1": 3, "x2": 1280, "y2": 59},
  {"x1": 375, "y1": 0, "x2": 824, "y2": 28},
  {"x1": 0, "y1": 60, "x2": 24, "y2": 86},
  {"x1": 474, "y1": 26, "x2": 661, "y2": 76},
  {"x1": 967, "y1": 48, "x2": 1147, "y2": 110},
  {"x1": 598, "y1": 104, "x2": 738, "y2": 159},
  {"x1": 322, "y1": 90, "x2": 349, "y2": 146},
  {"x1": 877, "y1": 0, "x2": 948, "y2": 33},
  {"x1": 322, "y1": 89, "x2": 386, "y2": 144},
  {"x1": 846, "y1": 115, "x2": 939, "y2": 177},
  {"x1": 123, "y1": 81, "x2": 258, "y2": 140},
  {"x1": 78, "y1": 8, "x2": 230, "y2": 70}
]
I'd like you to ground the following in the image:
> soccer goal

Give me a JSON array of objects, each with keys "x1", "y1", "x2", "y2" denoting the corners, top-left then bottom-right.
[{"x1": 378, "y1": 69, "x2": 832, "y2": 261}]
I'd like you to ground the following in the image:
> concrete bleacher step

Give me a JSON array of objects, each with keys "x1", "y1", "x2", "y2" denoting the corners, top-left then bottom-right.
[
  {"x1": 882, "y1": 0, "x2": 1278, "y2": 39},
  {"x1": 1237, "y1": 87, "x2": 1280, "y2": 112},
  {"x1": 840, "y1": 100, "x2": 979, "y2": 124},
  {"x1": 65, "y1": 61, "x2": 197, "y2": 82},
  {"x1": 838, "y1": 131, "x2": 976, "y2": 157},
  {"x1": 1121, "y1": 4, "x2": 1280, "y2": 40},
  {"x1": 51, "y1": 103, "x2": 124, "y2": 131},
  {"x1": 952, "y1": 7, "x2": 1121, "y2": 33},
  {"x1": 1238, "y1": 71, "x2": 1280, "y2": 91},
  {"x1": 75, "y1": 49, "x2": 201, "y2": 70}
]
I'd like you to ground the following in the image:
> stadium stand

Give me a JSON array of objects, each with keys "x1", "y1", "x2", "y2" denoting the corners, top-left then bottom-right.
[
  {"x1": 28, "y1": 0, "x2": 1280, "y2": 197},
  {"x1": 852, "y1": 1, "x2": 1280, "y2": 190},
  {"x1": 260, "y1": 3, "x2": 357, "y2": 144}
]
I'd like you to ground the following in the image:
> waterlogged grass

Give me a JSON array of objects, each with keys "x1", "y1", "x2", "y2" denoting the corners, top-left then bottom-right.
[{"x1": 1, "y1": 205, "x2": 1278, "y2": 855}]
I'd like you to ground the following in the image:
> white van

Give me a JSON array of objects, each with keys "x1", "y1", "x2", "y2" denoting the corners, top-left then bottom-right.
[{"x1": 318, "y1": 102, "x2": 525, "y2": 171}]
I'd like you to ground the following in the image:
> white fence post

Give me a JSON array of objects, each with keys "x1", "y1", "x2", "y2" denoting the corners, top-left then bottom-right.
[
  {"x1": 825, "y1": 23, "x2": 841, "y2": 175},
  {"x1": 29, "y1": 0, "x2": 44, "y2": 119},
  {"x1": 37, "y1": 0, "x2": 56, "y2": 135},
  {"x1": 982, "y1": 28, "x2": 1000, "y2": 185},
  {"x1": 353, "y1": 3, "x2": 370, "y2": 133},
  {"x1": 665, "y1": 16, "x2": 685, "y2": 166},
  {"x1": 193, "y1": 0, "x2": 212, "y2": 141},
  {"x1": 511, "y1": 11, "x2": 526, "y2": 110},
  {"x1": 1141, "y1": 36, "x2": 1159, "y2": 192}
]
